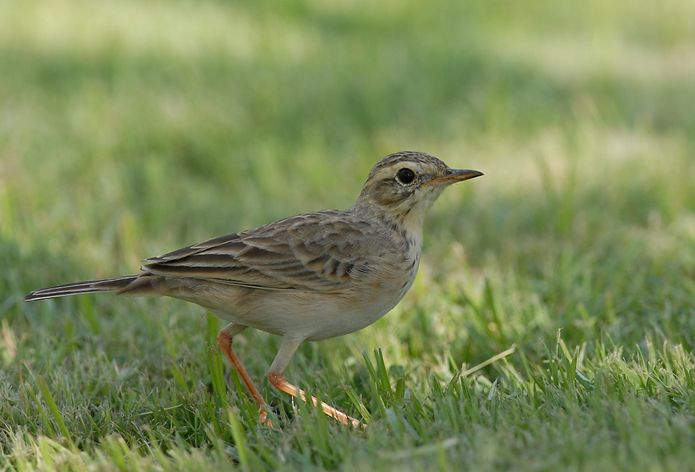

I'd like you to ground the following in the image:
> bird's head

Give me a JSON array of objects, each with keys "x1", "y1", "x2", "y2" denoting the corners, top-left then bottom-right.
[{"x1": 354, "y1": 151, "x2": 483, "y2": 228}]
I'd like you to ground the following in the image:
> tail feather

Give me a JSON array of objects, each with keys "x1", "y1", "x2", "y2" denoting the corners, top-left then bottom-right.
[{"x1": 25, "y1": 275, "x2": 139, "y2": 302}]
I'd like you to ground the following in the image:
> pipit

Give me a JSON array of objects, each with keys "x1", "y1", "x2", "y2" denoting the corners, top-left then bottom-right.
[{"x1": 25, "y1": 151, "x2": 482, "y2": 428}]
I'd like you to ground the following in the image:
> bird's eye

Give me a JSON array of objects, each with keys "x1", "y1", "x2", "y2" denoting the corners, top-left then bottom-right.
[{"x1": 396, "y1": 168, "x2": 415, "y2": 185}]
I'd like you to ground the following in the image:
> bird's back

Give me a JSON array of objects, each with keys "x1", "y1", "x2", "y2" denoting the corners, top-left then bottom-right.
[{"x1": 141, "y1": 209, "x2": 417, "y2": 296}]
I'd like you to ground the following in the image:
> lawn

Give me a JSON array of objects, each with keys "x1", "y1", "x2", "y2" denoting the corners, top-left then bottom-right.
[{"x1": 1, "y1": 0, "x2": 694, "y2": 470}]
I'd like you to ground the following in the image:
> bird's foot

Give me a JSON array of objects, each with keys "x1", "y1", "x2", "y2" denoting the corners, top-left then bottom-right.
[{"x1": 267, "y1": 372, "x2": 366, "y2": 430}]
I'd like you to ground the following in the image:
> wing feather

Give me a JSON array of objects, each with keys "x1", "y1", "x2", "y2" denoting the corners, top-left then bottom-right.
[{"x1": 141, "y1": 211, "x2": 382, "y2": 292}]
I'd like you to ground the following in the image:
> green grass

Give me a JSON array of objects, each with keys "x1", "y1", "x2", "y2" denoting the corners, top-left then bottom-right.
[{"x1": 1, "y1": 0, "x2": 694, "y2": 469}]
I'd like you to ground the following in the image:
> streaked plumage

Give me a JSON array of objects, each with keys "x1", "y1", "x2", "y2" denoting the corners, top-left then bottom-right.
[{"x1": 25, "y1": 151, "x2": 483, "y2": 428}]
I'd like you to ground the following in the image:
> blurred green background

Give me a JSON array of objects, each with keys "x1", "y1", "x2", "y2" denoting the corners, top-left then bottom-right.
[{"x1": 1, "y1": 0, "x2": 694, "y2": 470}]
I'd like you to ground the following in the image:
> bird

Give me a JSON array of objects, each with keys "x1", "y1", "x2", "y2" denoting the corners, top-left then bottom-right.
[{"x1": 25, "y1": 151, "x2": 483, "y2": 429}]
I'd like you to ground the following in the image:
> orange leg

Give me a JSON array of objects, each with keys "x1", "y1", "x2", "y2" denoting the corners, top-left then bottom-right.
[
  {"x1": 267, "y1": 372, "x2": 365, "y2": 429},
  {"x1": 217, "y1": 323, "x2": 270, "y2": 424},
  {"x1": 267, "y1": 337, "x2": 366, "y2": 429}
]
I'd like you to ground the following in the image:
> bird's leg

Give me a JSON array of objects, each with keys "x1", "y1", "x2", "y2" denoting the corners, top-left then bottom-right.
[
  {"x1": 267, "y1": 373, "x2": 365, "y2": 429},
  {"x1": 267, "y1": 338, "x2": 365, "y2": 429},
  {"x1": 217, "y1": 323, "x2": 270, "y2": 424}
]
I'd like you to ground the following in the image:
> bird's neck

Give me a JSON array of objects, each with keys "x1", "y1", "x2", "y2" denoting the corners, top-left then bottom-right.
[{"x1": 353, "y1": 202, "x2": 426, "y2": 250}]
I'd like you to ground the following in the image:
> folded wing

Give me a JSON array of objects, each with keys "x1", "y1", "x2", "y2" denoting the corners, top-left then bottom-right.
[{"x1": 141, "y1": 211, "x2": 378, "y2": 292}]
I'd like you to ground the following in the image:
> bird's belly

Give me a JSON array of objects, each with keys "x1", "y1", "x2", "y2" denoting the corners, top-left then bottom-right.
[
  {"x1": 199, "y1": 282, "x2": 410, "y2": 341},
  {"x1": 240, "y1": 291, "x2": 403, "y2": 340},
  {"x1": 302, "y1": 290, "x2": 404, "y2": 340},
  {"x1": 180, "y1": 259, "x2": 419, "y2": 341}
]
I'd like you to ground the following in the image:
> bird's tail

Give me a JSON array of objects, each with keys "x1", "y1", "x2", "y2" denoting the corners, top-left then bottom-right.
[{"x1": 24, "y1": 275, "x2": 139, "y2": 302}]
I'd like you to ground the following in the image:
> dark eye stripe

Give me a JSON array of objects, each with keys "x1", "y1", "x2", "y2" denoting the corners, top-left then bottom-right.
[{"x1": 396, "y1": 168, "x2": 415, "y2": 184}]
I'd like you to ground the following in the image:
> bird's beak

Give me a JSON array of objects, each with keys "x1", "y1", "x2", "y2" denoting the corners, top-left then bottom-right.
[{"x1": 427, "y1": 168, "x2": 484, "y2": 187}]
